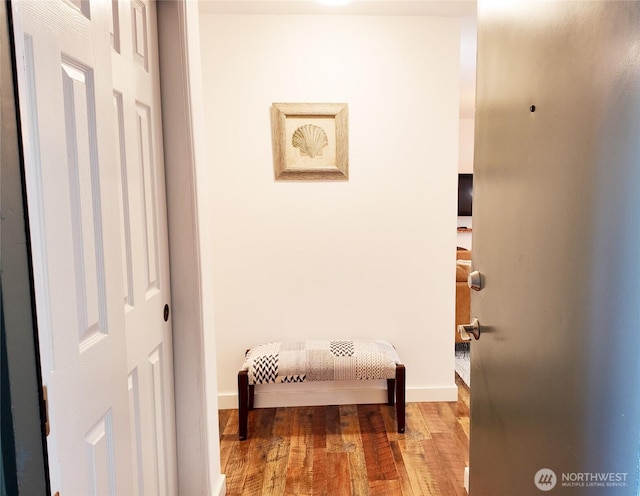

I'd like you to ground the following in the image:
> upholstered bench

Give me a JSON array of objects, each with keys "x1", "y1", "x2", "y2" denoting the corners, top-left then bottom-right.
[{"x1": 237, "y1": 340, "x2": 405, "y2": 440}]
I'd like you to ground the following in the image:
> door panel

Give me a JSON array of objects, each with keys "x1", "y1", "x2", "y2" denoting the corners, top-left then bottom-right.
[
  {"x1": 113, "y1": 90, "x2": 135, "y2": 308},
  {"x1": 85, "y1": 413, "x2": 116, "y2": 494},
  {"x1": 111, "y1": 0, "x2": 176, "y2": 491},
  {"x1": 61, "y1": 58, "x2": 107, "y2": 349},
  {"x1": 14, "y1": 0, "x2": 176, "y2": 494},
  {"x1": 471, "y1": 2, "x2": 640, "y2": 495},
  {"x1": 16, "y1": 2, "x2": 134, "y2": 492},
  {"x1": 134, "y1": 101, "x2": 160, "y2": 295}
]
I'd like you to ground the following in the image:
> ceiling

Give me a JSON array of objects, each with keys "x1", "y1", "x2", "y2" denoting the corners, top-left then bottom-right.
[
  {"x1": 198, "y1": 0, "x2": 477, "y2": 118},
  {"x1": 198, "y1": 1, "x2": 476, "y2": 16}
]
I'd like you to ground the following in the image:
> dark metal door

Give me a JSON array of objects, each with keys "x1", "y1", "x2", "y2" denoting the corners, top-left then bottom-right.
[{"x1": 470, "y1": 2, "x2": 640, "y2": 494}]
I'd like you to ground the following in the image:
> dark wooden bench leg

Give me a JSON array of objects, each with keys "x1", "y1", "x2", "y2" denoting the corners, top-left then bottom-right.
[
  {"x1": 395, "y1": 364, "x2": 405, "y2": 433},
  {"x1": 248, "y1": 384, "x2": 255, "y2": 410},
  {"x1": 238, "y1": 370, "x2": 249, "y2": 440},
  {"x1": 387, "y1": 378, "x2": 395, "y2": 405}
]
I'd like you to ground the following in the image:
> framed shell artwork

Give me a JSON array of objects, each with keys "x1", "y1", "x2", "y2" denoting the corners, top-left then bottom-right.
[{"x1": 270, "y1": 102, "x2": 348, "y2": 180}]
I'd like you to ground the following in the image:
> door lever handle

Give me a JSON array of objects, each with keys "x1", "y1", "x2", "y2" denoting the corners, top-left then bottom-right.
[{"x1": 458, "y1": 317, "x2": 481, "y2": 341}]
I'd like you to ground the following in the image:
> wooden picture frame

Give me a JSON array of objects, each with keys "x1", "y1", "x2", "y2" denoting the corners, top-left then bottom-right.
[{"x1": 271, "y1": 103, "x2": 348, "y2": 180}]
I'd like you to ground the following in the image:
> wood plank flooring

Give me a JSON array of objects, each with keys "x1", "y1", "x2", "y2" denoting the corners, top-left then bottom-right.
[{"x1": 218, "y1": 375, "x2": 470, "y2": 496}]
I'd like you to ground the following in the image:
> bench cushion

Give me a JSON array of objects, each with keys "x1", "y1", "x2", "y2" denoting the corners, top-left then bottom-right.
[{"x1": 241, "y1": 340, "x2": 401, "y2": 385}]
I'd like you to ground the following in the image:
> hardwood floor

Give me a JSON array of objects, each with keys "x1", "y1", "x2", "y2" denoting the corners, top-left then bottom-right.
[{"x1": 218, "y1": 375, "x2": 470, "y2": 496}]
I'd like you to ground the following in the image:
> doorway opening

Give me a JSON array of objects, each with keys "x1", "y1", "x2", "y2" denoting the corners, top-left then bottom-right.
[{"x1": 454, "y1": 15, "x2": 476, "y2": 389}]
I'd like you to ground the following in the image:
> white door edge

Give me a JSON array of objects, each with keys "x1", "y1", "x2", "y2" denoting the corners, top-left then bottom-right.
[{"x1": 156, "y1": 2, "x2": 224, "y2": 493}]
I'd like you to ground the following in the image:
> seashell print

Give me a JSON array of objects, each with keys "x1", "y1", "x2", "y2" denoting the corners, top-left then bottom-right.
[{"x1": 291, "y1": 124, "x2": 329, "y2": 158}]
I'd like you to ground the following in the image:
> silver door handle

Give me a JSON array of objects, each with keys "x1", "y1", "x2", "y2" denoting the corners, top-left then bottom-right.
[
  {"x1": 458, "y1": 318, "x2": 481, "y2": 341},
  {"x1": 468, "y1": 270, "x2": 484, "y2": 291}
]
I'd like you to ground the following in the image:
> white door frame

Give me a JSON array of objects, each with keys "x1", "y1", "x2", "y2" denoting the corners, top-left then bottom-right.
[{"x1": 147, "y1": 2, "x2": 225, "y2": 495}]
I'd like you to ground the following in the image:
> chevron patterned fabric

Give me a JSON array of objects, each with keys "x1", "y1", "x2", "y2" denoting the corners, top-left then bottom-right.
[{"x1": 241, "y1": 340, "x2": 401, "y2": 385}]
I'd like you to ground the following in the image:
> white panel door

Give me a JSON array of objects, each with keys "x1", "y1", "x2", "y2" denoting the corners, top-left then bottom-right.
[
  {"x1": 110, "y1": 0, "x2": 177, "y2": 493},
  {"x1": 13, "y1": 0, "x2": 177, "y2": 494}
]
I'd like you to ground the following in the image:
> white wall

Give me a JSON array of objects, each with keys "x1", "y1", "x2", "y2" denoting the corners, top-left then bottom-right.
[
  {"x1": 199, "y1": 13, "x2": 460, "y2": 407},
  {"x1": 459, "y1": 117, "x2": 475, "y2": 173}
]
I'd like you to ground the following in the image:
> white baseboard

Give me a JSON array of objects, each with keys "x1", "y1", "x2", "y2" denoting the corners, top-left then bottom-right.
[
  {"x1": 409, "y1": 384, "x2": 458, "y2": 403},
  {"x1": 217, "y1": 381, "x2": 458, "y2": 410},
  {"x1": 464, "y1": 466, "x2": 469, "y2": 493},
  {"x1": 212, "y1": 475, "x2": 226, "y2": 496}
]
